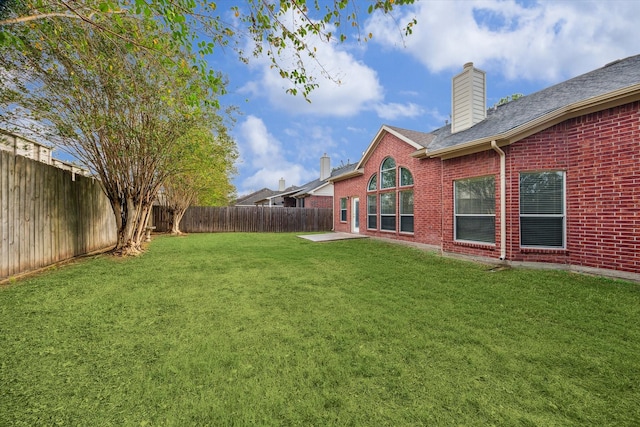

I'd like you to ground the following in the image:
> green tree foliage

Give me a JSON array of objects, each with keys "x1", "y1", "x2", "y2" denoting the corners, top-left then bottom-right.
[
  {"x1": 494, "y1": 93, "x2": 524, "y2": 107},
  {"x1": 0, "y1": 10, "x2": 232, "y2": 255},
  {"x1": 0, "y1": 0, "x2": 416, "y2": 254},
  {"x1": 161, "y1": 122, "x2": 238, "y2": 235},
  {"x1": 0, "y1": 0, "x2": 417, "y2": 99}
]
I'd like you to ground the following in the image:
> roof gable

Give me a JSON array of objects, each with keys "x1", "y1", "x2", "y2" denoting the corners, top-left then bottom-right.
[{"x1": 355, "y1": 125, "x2": 433, "y2": 170}]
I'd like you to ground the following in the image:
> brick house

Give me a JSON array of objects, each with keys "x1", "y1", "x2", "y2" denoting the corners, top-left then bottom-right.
[
  {"x1": 292, "y1": 157, "x2": 356, "y2": 209},
  {"x1": 331, "y1": 55, "x2": 640, "y2": 280},
  {"x1": 278, "y1": 154, "x2": 356, "y2": 209}
]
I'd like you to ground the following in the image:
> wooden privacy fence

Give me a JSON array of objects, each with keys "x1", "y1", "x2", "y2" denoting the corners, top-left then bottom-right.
[
  {"x1": 1, "y1": 151, "x2": 117, "y2": 280},
  {"x1": 153, "y1": 206, "x2": 333, "y2": 233}
]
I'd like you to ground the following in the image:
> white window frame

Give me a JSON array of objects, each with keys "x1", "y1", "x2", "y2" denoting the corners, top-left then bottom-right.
[
  {"x1": 367, "y1": 174, "x2": 377, "y2": 191},
  {"x1": 454, "y1": 176, "x2": 496, "y2": 244},
  {"x1": 367, "y1": 194, "x2": 377, "y2": 230},
  {"x1": 399, "y1": 190, "x2": 414, "y2": 234},
  {"x1": 380, "y1": 157, "x2": 396, "y2": 189},
  {"x1": 379, "y1": 192, "x2": 396, "y2": 232},
  {"x1": 519, "y1": 171, "x2": 566, "y2": 249},
  {"x1": 400, "y1": 167, "x2": 414, "y2": 187}
]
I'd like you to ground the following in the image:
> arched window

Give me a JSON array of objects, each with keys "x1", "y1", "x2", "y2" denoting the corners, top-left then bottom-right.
[
  {"x1": 400, "y1": 167, "x2": 414, "y2": 186},
  {"x1": 370, "y1": 159, "x2": 414, "y2": 234},
  {"x1": 380, "y1": 157, "x2": 396, "y2": 189},
  {"x1": 367, "y1": 174, "x2": 377, "y2": 191}
]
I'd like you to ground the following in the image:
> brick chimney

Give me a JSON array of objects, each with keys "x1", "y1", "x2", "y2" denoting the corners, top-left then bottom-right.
[
  {"x1": 320, "y1": 153, "x2": 331, "y2": 181},
  {"x1": 451, "y1": 62, "x2": 486, "y2": 133}
]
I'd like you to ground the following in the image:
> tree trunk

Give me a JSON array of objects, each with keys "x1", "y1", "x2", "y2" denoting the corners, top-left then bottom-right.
[
  {"x1": 111, "y1": 195, "x2": 145, "y2": 256},
  {"x1": 170, "y1": 208, "x2": 187, "y2": 235}
]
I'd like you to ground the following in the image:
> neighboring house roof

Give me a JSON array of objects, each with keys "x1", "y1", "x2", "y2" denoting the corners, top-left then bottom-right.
[
  {"x1": 259, "y1": 186, "x2": 300, "y2": 203},
  {"x1": 333, "y1": 54, "x2": 640, "y2": 170},
  {"x1": 295, "y1": 163, "x2": 358, "y2": 196},
  {"x1": 235, "y1": 188, "x2": 278, "y2": 206}
]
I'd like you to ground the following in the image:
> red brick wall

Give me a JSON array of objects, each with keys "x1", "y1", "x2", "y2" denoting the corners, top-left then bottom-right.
[
  {"x1": 305, "y1": 195, "x2": 333, "y2": 209},
  {"x1": 559, "y1": 103, "x2": 637, "y2": 272},
  {"x1": 442, "y1": 150, "x2": 502, "y2": 258},
  {"x1": 333, "y1": 175, "x2": 364, "y2": 233},
  {"x1": 333, "y1": 132, "x2": 442, "y2": 246},
  {"x1": 505, "y1": 121, "x2": 571, "y2": 265},
  {"x1": 444, "y1": 101, "x2": 640, "y2": 274},
  {"x1": 335, "y1": 102, "x2": 639, "y2": 275}
]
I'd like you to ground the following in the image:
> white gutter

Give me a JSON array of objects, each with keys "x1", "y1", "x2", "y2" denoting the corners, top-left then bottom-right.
[{"x1": 491, "y1": 141, "x2": 507, "y2": 261}]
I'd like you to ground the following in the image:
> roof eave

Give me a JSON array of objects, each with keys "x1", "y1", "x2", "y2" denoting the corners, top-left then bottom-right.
[
  {"x1": 309, "y1": 181, "x2": 331, "y2": 194},
  {"x1": 411, "y1": 148, "x2": 428, "y2": 159},
  {"x1": 328, "y1": 168, "x2": 364, "y2": 183},
  {"x1": 428, "y1": 84, "x2": 640, "y2": 160}
]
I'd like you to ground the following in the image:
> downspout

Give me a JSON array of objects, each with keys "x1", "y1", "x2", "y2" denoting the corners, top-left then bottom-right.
[{"x1": 491, "y1": 141, "x2": 507, "y2": 261}]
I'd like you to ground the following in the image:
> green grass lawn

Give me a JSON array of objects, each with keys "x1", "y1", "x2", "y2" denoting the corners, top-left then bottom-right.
[{"x1": 1, "y1": 233, "x2": 639, "y2": 426}]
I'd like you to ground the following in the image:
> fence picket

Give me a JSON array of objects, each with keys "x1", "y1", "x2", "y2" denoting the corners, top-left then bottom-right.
[
  {"x1": 0, "y1": 151, "x2": 117, "y2": 280},
  {"x1": 153, "y1": 206, "x2": 333, "y2": 234}
]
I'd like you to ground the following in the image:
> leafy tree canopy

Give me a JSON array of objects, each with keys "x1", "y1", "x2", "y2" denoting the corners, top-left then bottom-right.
[{"x1": 0, "y1": 0, "x2": 417, "y2": 99}]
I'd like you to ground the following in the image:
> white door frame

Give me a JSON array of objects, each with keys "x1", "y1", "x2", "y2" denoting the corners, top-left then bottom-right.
[{"x1": 351, "y1": 197, "x2": 360, "y2": 233}]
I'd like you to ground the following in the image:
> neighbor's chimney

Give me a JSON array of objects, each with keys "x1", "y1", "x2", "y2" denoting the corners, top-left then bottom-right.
[
  {"x1": 320, "y1": 153, "x2": 331, "y2": 181},
  {"x1": 451, "y1": 62, "x2": 486, "y2": 134},
  {"x1": 278, "y1": 177, "x2": 285, "y2": 191}
]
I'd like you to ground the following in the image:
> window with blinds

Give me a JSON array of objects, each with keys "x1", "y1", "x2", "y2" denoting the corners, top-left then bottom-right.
[
  {"x1": 520, "y1": 171, "x2": 565, "y2": 248},
  {"x1": 454, "y1": 176, "x2": 496, "y2": 243}
]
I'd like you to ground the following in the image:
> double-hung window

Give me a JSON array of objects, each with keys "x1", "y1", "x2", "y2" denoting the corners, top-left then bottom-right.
[
  {"x1": 454, "y1": 176, "x2": 496, "y2": 243},
  {"x1": 399, "y1": 190, "x2": 414, "y2": 233},
  {"x1": 367, "y1": 175, "x2": 377, "y2": 229},
  {"x1": 520, "y1": 171, "x2": 565, "y2": 248},
  {"x1": 380, "y1": 192, "x2": 396, "y2": 231},
  {"x1": 367, "y1": 195, "x2": 377, "y2": 229},
  {"x1": 340, "y1": 197, "x2": 347, "y2": 222},
  {"x1": 399, "y1": 167, "x2": 414, "y2": 233}
]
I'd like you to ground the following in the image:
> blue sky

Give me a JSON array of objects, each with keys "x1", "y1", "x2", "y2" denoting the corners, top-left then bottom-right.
[{"x1": 216, "y1": 0, "x2": 640, "y2": 197}]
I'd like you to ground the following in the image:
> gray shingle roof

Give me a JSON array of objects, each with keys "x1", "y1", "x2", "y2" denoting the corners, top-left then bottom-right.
[
  {"x1": 385, "y1": 125, "x2": 435, "y2": 148},
  {"x1": 235, "y1": 188, "x2": 278, "y2": 205},
  {"x1": 293, "y1": 162, "x2": 357, "y2": 196},
  {"x1": 428, "y1": 54, "x2": 640, "y2": 151}
]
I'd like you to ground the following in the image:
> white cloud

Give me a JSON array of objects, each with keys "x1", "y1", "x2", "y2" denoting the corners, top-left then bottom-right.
[
  {"x1": 373, "y1": 102, "x2": 424, "y2": 121},
  {"x1": 365, "y1": 0, "x2": 640, "y2": 83},
  {"x1": 239, "y1": 20, "x2": 384, "y2": 117},
  {"x1": 236, "y1": 115, "x2": 316, "y2": 193},
  {"x1": 241, "y1": 165, "x2": 310, "y2": 194}
]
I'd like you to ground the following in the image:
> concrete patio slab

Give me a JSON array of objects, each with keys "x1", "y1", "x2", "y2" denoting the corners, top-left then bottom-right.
[{"x1": 297, "y1": 232, "x2": 369, "y2": 242}]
